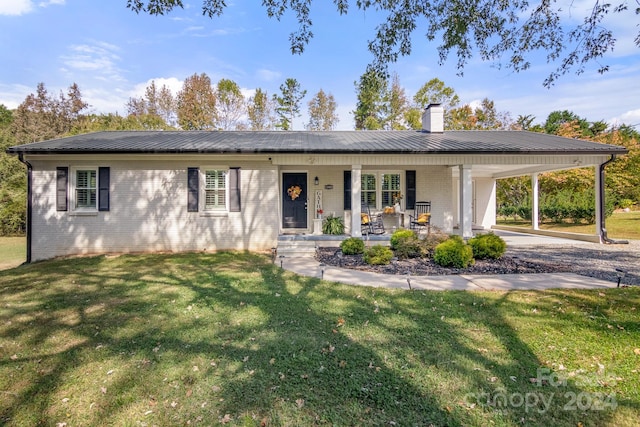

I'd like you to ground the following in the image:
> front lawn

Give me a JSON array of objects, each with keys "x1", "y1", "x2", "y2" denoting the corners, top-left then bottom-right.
[
  {"x1": 0, "y1": 236, "x2": 25, "y2": 270},
  {"x1": 1, "y1": 252, "x2": 639, "y2": 426},
  {"x1": 498, "y1": 210, "x2": 640, "y2": 240}
]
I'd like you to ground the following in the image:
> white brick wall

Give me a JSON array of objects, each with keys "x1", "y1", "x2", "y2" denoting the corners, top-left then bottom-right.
[{"x1": 29, "y1": 159, "x2": 280, "y2": 261}]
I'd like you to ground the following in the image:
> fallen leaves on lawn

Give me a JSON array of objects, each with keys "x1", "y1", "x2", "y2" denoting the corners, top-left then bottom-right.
[
  {"x1": 336, "y1": 317, "x2": 345, "y2": 327},
  {"x1": 634, "y1": 348, "x2": 640, "y2": 355}
]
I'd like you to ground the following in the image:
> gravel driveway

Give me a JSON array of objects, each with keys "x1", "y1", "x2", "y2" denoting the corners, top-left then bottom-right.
[{"x1": 507, "y1": 240, "x2": 640, "y2": 286}]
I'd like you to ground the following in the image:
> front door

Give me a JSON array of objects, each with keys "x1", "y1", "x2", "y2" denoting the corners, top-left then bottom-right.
[{"x1": 282, "y1": 173, "x2": 308, "y2": 229}]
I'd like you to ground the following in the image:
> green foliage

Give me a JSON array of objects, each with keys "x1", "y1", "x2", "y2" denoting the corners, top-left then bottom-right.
[
  {"x1": 363, "y1": 244, "x2": 394, "y2": 265},
  {"x1": 340, "y1": 237, "x2": 364, "y2": 255},
  {"x1": 273, "y1": 78, "x2": 306, "y2": 131},
  {"x1": 389, "y1": 229, "x2": 422, "y2": 259},
  {"x1": 353, "y1": 69, "x2": 387, "y2": 130},
  {"x1": 307, "y1": 89, "x2": 339, "y2": 131},
  {"x1": 619, "y1": 199, "x2": 635, "y2": 209},
  {"x1": 322, "y1": 214, "x2": 345, "y2": 235},
  {"x1": 433, "y1": 236, "x2": 474, "y2": 268},
  {"x1": 468, "y1": 233, "x2": 507, "y2": 260}
]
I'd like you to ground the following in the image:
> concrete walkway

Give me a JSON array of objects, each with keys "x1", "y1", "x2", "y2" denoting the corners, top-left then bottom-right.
[{"x1": 279, "y1": 231, "x2": 616, "y2": 291}]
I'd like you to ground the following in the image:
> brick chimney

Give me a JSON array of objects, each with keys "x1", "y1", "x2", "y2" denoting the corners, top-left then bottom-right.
[{"x1": 421, "y1": 103, "x2": 444, "y2": 133}]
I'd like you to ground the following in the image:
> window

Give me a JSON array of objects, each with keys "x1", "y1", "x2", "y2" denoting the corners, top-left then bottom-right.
[
  {"x1": 381, "y1": 173, "x2": 401, "y2": 207},
  {"x1": 360, "y1": 172, "x2": 402, "y2": 210},
  {"x1": 204, "y1": 169, "x2": 227, "y2": 211},
  {"x1": 75, "y1": 169, "x2": 97, "y2": 208},
  {"x1": 361, "y1": 173, "x2": 376, "y2": 208}
]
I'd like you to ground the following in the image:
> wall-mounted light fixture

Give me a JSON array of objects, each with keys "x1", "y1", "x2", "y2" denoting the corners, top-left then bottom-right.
[{"x1": 314, "y1": 176, "x2": 319, "y2": 185}]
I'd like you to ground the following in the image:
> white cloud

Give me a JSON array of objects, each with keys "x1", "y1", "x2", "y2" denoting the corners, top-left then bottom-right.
[
  {"x1": 0, "y1": 0, "x2": 65, "y2": 15},
  {"x1": 130, "y1": 77, "x2": 184, "y2": 98},
  {"x1": 256, "y1": 68, "x2": 281, "y2": 82},
  {"x1": 0, "y1": 83, "x2": 34, "y2": 108},
  {"x1": 60, "y1": 41, "x2": 125, "y2": 82},
  {"x1": 0, "y1": 0, "x2": 33, "y2": 15}
]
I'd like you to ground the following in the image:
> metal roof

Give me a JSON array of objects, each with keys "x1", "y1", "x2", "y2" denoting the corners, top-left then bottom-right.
[{"x1": 6, "y1": 130, "x2": 628, "y2": 155}]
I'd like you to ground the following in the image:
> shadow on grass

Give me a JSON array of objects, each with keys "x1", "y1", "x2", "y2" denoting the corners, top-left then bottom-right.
[{"x1": 0, "y1": 252, "x2": 637, "y2": 426}]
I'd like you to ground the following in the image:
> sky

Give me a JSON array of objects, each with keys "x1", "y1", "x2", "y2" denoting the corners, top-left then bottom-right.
[{"x1": 1, "y1": 0, "x2": 639, "y2": 131}]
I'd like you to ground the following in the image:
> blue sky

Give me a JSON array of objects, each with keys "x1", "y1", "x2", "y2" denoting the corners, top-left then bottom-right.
[{"x1": 1, "y1": 0, "x2": 639, "y2": 131}]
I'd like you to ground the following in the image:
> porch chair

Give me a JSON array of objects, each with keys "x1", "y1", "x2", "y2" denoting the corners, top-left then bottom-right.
[
  {"x1": 361, "y1": 206, "x2": 385, "y2": 235},
  {"x1": 409, "y1": 201, "x2": 431, "y2": 234}
]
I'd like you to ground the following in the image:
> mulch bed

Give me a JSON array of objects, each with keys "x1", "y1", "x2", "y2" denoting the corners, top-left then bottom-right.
[{"x1": 316, "y1": 247, "x2": 571, "y2": 276}]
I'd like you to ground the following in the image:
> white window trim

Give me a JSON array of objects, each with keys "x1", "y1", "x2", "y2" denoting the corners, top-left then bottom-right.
[
  {"x1": 200, "y1": 166, "x2": 229, "y2": 216},
  {"x1": 70, "y1": 166, "x2": 99, "y2": 215},
  {"x1": 361, "y1": 171, "x2": 403, "y2": 211}
]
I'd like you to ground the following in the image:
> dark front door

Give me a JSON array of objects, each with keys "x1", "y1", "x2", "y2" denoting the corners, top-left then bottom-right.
[{"x1": 282, "y1": 173, "x2": 307, "y2": 229}]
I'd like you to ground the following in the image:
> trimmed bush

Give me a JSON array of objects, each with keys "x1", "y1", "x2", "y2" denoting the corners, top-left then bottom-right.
[
  {"x1": 340, "y1": 237, "x2": 365, "y2": 255},
  {"x1": 390, "y1": 229, "x2": 416, "y2": 249},
  {"x1": 468, "y1": 233, "x2": 507, "y2": 260},
  {"x1": 363, "y1": 245, "x2": 394, "y2": 265},
  {"x1": 433, "y1": 236, "x2": 474, "y2": 268},
  {"x1": 390, "y1": 229, "x2": 422, "y2": 259}
]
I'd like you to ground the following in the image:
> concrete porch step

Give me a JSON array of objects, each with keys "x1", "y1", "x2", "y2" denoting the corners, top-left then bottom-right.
[{"x1": 276, "y1": 240, "x2": 317, "y2": 258}]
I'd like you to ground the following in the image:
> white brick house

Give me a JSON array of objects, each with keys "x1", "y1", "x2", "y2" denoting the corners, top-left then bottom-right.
[{"x1": 7, "y1": 106, "x2": 627, "y2": 262}]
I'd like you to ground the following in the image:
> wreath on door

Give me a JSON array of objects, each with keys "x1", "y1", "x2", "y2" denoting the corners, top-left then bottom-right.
[{"x1": 287, "y1": 185, "x2": 302, "y2": 200}]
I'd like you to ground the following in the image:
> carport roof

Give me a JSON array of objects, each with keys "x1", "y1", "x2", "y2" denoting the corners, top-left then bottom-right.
[{"x1": 7, "y1": 130, "x2": 628, "y2": 156}]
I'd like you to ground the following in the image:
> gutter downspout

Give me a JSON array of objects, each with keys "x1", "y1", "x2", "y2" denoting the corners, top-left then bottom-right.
[
  {"x1": 599, "y1": 154, "x2": 627, "y2": 244},
  {"x1": 17, "y1": 153, "x2": 32, "y2": 263}
]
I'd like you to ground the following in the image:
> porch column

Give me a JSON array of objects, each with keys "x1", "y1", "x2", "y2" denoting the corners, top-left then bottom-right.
[
  {"x1": 532, "y1": 173, "x2": 539, "y2": 230},
  {"x1": 351, "y1": 165, "x2": 362, "y2": 237},
  {"x1": 459, "y1": 165, "x2": 473, "y2": 238},
  {"x1": 595, "y1": 165, "x2": 603, "y2": 238}
]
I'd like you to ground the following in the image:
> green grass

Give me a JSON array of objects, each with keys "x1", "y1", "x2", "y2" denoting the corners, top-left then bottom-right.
[
  {"x1": 498, "y1": 210, "x2": 640, "y2": 240},
  {"x1": 0, "y1": 236, "x2": 25, "y2": 270},
  {"x1": 1, "y1": 252, "x2": 639, "y2": 426}
]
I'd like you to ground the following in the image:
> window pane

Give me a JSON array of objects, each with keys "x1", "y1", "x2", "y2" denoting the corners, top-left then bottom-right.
[
  {"x1": 76, "y1": 170, "x2": 97, "y2": 208},
  {"x1": 382, "y1": 174, "x2": 401, "y2": 206},
  {"x1": 205, "y1": 170, "x2": 226, "y2": 210},
  {"x1": 361, "y1": 174, "x2": 376, "y2": 208}
]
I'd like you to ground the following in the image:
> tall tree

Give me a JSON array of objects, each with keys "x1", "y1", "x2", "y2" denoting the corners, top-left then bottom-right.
[
  {"x1": 127, "y1": 1, "x2": 639, "y2": 87},
  {"x1": 215, "y1": 78, "x2": 245, "y2": 130},
  {"x1": 247, "y1": 88, "x2": 276, "y2": 131},
  {"x1": 306, "y1": 89, "x2": 339, "y2": 131},
  {"x1": 384, "y1": 73, "x2": 409, "y2": 130},
  {"x1": 273, "y1": 78, "x2": 306, "y2": 131},
  {"x1": 353, "y1": 69, "x2": 387, "y2": 130},
  {"x1": 412, "y1": 78, "x2": 460, "y2": 129},
  {"x1": 11, "y1": 82, "x2": 89, "y2": 144},
  {"x1": 127, "y1": 80, "x2": 177, "y2": 129},
  {"x1": 449, "y1": 99, "x2": 512, "y2": 130},
  {"x1": 176, "y1": 73, "x2": 217, "y2": 130}
]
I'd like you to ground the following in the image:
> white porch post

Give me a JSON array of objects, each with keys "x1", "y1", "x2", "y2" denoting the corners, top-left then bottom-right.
[
  {"x1": 459, "y1": 165, "x2": 473, "y2": 238},
  {"x1": 351, "y1": 165, "x2": 362, "y2": 237},
  {"x1": 532, "y1": 173, "x2": 539, "y2": 230},
  {"x1": 595, "y1": 165, "x2": 603, "y2": 239}
]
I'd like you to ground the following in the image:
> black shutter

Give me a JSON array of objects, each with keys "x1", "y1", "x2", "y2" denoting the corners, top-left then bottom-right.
[
  {"x1": 56, "y1": 167, "x2": 68, "y2": 211},
  {"x1": 406, "y1": 170, "x2": 416, "y2": 210},
  {"x1": 98, "y1": 167, "x2": 110, "y2": 211},
  {"x1": 343, "y1": 170, "x2": 351, "y2": 210},
  {"x1": 229, "y1": 167, "x2": 241, "y2": 212},
  {"x1": 187, "y1": 167, "x2": 199, "y2": 212}
]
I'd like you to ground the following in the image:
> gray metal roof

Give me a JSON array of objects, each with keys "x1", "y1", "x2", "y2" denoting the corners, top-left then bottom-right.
[{"x1": 6, "y1": 130, "x2": 628, "y2": 155}]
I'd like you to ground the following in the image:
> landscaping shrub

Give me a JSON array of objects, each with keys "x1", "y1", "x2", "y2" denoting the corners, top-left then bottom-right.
[
  {"x1": 390, "y1": 229, "x2": 422, "y2": 259},
  {"x1": 468, "y1": 232, "x2": 507, "y2": 260},
  {"x1": 363, "y1": 245, "x2": 394, "y2": 265},
  {"x1": 340, "y1": 237, "x2": 364, "y2": 255},
  {"x1": 433, "y1": 236, "x2": 474, "y2": 268},
  {"x1": 322, "y1": 214, "x2": 345, "y2": 235},
  {"x1": 421, "y1": 229, "x2": 450, "y2": 257}
]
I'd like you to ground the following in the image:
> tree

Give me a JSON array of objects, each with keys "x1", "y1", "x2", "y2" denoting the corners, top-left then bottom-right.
[
  {"x1": 176, "y1": 73, "x2": 217, "y2": 130},
  {"x1": 215, "y1": 78, "x2": 245, "y2": 130},
  {"x1": 306, "y1": 89, "x2": 339, "y2": 131},
  {"x1": 412, "y1": 78, "x2": 460, "y2": 129},
  {"x1": 273, "y1": 78, "x2": 306, "y2": 131},
  {"x1": 449, "y1": 99, "x2": 512, "y2": 130},
  {"x1": 384, "y1": 73, "x2": 409, "y2": 130},
  {"x1": 0, "y1": 104, "x2": 26, "y2": 235},
  {"x1": 126, "y1": 1, "x2": 639, "y2": 88},
  {"x1": 126, "y1": 80, "x2": 176, "y2": 130},
  {"x1": 11, "y1": 82, "x2": 89, "y2": 144},
  {"x1": 247, "y1": 88, "x2": 276, "y2": 131},
  {"x1": 353, "y1": 69, "x2": 387, "y2": 130}
]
